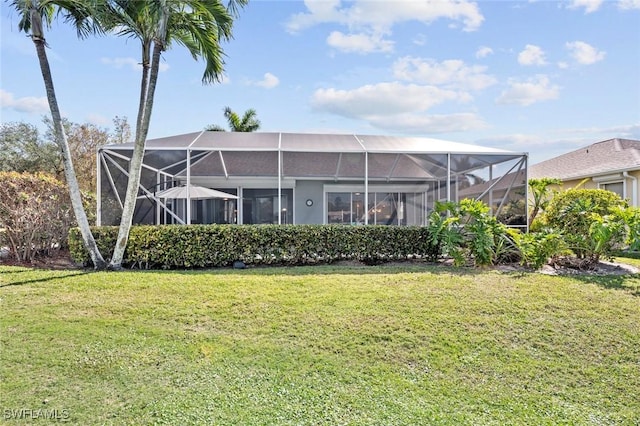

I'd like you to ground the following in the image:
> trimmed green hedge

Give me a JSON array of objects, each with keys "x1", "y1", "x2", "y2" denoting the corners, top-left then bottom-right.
[{"x1": 69, "y1": 225, "x2": 438, "y2": 269}]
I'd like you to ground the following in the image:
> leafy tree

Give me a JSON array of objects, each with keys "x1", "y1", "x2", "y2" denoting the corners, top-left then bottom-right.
[
  {"x1": 0, "y1": 122, "x2": 61, "y2": 176},
  {"x1": 1, "y1": 116, "x2": 131, "y2": 194},
  {"x1": 206, "y1": 106, "x2": 261, "y2": 132},
  {"x1": 44, "y1": 117, "x2": 111, "y2": 193},
  {"x1": 105, "y1": 0, "x2": 247, "y2": 269},
  {"x1": 110, "y1": 115, "x2": 132, "y2": 144},
  {"x1": 8, "y1": 0, "x2": 107, "y2": 268}
]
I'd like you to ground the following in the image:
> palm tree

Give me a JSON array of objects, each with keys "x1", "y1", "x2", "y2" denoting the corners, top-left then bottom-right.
[
  {"x1": 9, "y1": 0, "x2": 107, "y2": 269},
  {"x1": 206, "y1": 106, "x2": 261, "y2": 132},
  {"x1": 106, "y1": 0, "x2": 247, "y2": 269}
]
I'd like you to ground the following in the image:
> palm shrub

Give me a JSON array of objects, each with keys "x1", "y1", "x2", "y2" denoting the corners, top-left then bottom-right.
[
  {"x1": 543, "y1": 189, "x2": 628, "y2": 265},
  {"x1": 427, "y1": 199, "x2": 514, "y2": 266},
  {"x1": 508, "y1": 228, "x2": 566, "y2": 270}
]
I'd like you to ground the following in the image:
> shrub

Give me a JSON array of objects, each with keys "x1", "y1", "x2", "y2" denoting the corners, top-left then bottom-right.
[
  {"x1": 508, "y1": 228, "x2": 567, "y2": 270},
  {"x1": 543, "y1": 189, "x2": 627, "y2": 264},
  {"x1": 427, "y1": 199, "x2": 515, "y2": 266},
  {"x1": 0, "y1": 172, "x2": 74, "y2": 261},
  {"x1": 69, "y1": 225, "x2": 438, "y2": 269}
]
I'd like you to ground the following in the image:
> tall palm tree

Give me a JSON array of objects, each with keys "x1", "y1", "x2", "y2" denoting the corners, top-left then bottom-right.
[
  {"x1": 206, "y1": 106, "x2": 261, "y2": 132},
  {"x1": 107, "y1": 0, "x2": 247, "y2": 269},
  {"x1": 9, "y1": 0, "x2": 107, "y2": 269}
]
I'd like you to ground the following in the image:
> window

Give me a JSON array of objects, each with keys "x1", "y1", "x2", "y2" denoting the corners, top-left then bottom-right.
[
  {"x1": 326, "y1": 190, "x2": 425, "y2": 226},
  {"x1": 242, "y1": 189, "x2": 293, "y2": 224},
  {"x1": 600, "y1": 181, "x2": 624, "y2": 199}
]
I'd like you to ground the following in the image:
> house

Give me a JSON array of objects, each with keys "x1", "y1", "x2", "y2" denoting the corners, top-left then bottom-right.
[
  {"x1": 97, "y1": 131, "x2": 528, "y2": 227},
  {"x1": 529, "y1": 138, "x2": 640, "y2": 207}
]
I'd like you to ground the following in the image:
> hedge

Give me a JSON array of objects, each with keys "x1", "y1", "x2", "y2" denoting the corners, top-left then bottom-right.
[{"x1": 69, "y1": 224, "x2": 438, "y2": 269}]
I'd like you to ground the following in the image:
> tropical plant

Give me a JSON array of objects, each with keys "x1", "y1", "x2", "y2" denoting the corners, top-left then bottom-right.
[
  {"x1": 617, "y1": 206, "x2": 640, "y2": 251},
  {"x1": 528, "y1": 177, "x2": 561, "y2": 227},
  {"x1": 543, "y1": 188, "x2": 628, "y2": 264},
  {"x1": 426, "y1": 203, "x2": 464, "y2": 264},
  {"x1": 8, "y1": 0, "x2": 107, "y2": 268},
  {"x1": 205, "y1": 106, "x2": 261, "y2": 132},
  {"x1": 427, "y1": 199, "x2": 513, "y2": 266},
  {"x1": 508, "y1": 228, "x2": 566, "y2": 270},
  {"x1": 106, "y1": 0, "x2": 247, "y2": 269}
]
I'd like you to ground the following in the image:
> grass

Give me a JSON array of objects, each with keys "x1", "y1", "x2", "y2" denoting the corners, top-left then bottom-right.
[{"x1": 1, "y1": 262, "x2": 639, "y2": 425}]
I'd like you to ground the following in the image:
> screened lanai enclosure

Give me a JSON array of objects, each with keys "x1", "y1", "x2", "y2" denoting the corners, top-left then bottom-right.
[{"x1": 97, "y1": 132, "x2": 528, "y2": 228}]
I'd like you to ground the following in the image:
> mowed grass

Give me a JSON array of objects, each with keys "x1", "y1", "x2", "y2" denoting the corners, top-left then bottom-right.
[{"x1": 1, "y1": 262, "x2": 639, "y2": 425}]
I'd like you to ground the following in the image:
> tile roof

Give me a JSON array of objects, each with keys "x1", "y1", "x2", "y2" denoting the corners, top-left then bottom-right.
[{"x1": 529, "y1": 138, "x2": 640, "y2": 180}]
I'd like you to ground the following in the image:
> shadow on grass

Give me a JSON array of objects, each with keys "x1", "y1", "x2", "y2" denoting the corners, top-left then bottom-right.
[
  {"x1": 570, "y1": 273, "x2": 640, "y2": 296},
  {"x1": 164, "y1": 262, "x2": 490, "y2": 278},
  {"x1": 0, "y1": 270, "x2": 92, "y2": 288}
]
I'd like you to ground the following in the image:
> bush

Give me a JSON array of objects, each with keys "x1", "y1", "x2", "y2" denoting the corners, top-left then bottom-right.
[
  {"x1": 508, "y1": 228, "x2": 567, "y2": 270},
  {"x1": 0, "y1": 172, "x2": 75, "y2": 261},
  {"x1": 69, "y1": 225, "x2": 439, "y2": 269},
  {"x1": 543, "y1": 189, "x2": 627, "y2": 264},
  {"x1": 427, "y1": 199, "x2": 515, "y2": 266}
]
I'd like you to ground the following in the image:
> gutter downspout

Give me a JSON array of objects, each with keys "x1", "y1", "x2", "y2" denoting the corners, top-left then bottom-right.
[{"x1": 623, "y1": 171, "x2": 638, "y2": 207}]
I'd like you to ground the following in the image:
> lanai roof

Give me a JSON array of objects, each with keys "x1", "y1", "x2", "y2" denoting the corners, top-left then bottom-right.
[
  {"x1": 102, "y1": 131, "x2": 526, "y2": 180},
  {"x1": 106, "y1": 131, "x2": 524, "y2": 155}
]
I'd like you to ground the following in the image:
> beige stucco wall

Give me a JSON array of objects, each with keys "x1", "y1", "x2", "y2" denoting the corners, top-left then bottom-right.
[{"x1": 557, "y1": 170, "x2": 640, "y2": 207}]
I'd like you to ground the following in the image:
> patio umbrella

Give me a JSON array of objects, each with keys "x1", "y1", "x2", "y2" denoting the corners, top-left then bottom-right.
[{"x1": 154, "y1": 185, "x2": 238, "y2": 200}]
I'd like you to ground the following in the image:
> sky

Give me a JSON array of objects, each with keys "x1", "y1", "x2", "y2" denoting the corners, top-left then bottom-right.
[{"x1": 1, "y1": 0, "x2": 639, "y2": 165}]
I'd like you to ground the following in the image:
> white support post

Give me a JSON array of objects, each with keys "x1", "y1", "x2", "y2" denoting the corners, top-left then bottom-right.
[
  {"x1": 278, "y1": 133, "x2": 282, "y2": 225},
  {"x1": 446, "y1": 154, "x2": 451, "y2": 202},
  {"x1": 186, "y1": 149, "x2": 191, "y2": 225},
  {"x1": 96, "y1": 150, "x2": 102, "y2": 226},
  {"x1": 364, "y1": 152, "x2": 369, "y2": 224}
]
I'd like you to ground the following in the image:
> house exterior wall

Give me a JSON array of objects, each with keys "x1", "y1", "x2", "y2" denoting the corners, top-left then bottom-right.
[
  {"x1": 556, "y1": 169, "x2": 640, "y2": 207},
  {"x1": 294, "y1": 181, "x2": 325, "y2": 225}
]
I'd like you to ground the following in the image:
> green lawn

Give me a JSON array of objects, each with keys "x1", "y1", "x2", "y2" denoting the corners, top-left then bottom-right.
[{"x1": 1, "y1": 262, "x2": 639, "y2": 425}]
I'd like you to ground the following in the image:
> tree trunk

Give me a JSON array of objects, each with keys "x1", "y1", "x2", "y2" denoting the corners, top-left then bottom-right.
[
  {"x1": 33, "y1": 37, "x2": 106, "y2": 269},
  {"x1": 109, "y1": 36, "x2": 165, "y2": 269}
]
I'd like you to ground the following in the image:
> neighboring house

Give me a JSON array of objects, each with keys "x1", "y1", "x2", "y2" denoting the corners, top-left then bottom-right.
[
  {"x1": 529, "y1": 138, "x2": 640, "y2": 207},
  {"x1": 97, "y1": 131, "x2": 527, "y2": 227}
]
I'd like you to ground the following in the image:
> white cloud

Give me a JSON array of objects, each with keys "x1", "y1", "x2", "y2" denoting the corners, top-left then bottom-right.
[
  {"x1": 101, "y1": 57, "x2": 169, "y2": 72},
  {"x1": 327, "y1": 31, "x2": 394, "y2": 53},
  {"x1": 412, "y1": 34, "x2": 427, "y2": 46},
  {"x1": 288, "y1": 0, "x2": 484, "y2": 32},
  {"x1": 476, "y1": 133, "x2": 542, "y2": 149},
  {"x1": 0, "y1": 89, "x2": 48, "y2": 114},
  {"x1": 392, "y1": 57, "x2": 496, "y2": 91},
  {"x1": 286, "y1": 0, "x2": 485, "y2": 45},
  {"x1": 496, "y1": 75, "x2": 560, "y2": 106},
  {"x1": 567, "y1": 0, "x2": 604, "y2": 13},
  {"x1": 619, "y1": 0, "x2": 640, "y2": 9},
  {"x1": 310, "y1": 80, "x2": 487, "y2": 133},
  {"x1": 565, "y1": 41, "x2": 606, "y2": 65},
  {"x1": 311, "y1": 82, "x2": 465, "y2": 118},
  {"x1": 367, "y1": 112, "x2": 487, "y2": 133},
  {"x1": 518, "y1": 44, "x2": 547, "y2": 66},
  {"x1": 85, "y1": 113, "x2": 109, "y2": 126},
  {"x1": 249, "y1": 72, "x2": 280, "y2": 89},
  {"x1": 475, "y1": 46, "x2": 493, "y2": 59}
]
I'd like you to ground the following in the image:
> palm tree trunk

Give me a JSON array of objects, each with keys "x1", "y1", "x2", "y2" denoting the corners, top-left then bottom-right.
[
  {"x1": 32, "y1": 37, "x2": 106, "y2": 269},
  {"x1": 109, "y1": 27, "x2": 166, "y2": 269}
]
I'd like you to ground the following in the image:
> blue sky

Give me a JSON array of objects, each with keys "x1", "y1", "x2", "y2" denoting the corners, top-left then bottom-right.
[{"x1": 1, "y1": 0, "x2": 639, "y2": 164}]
